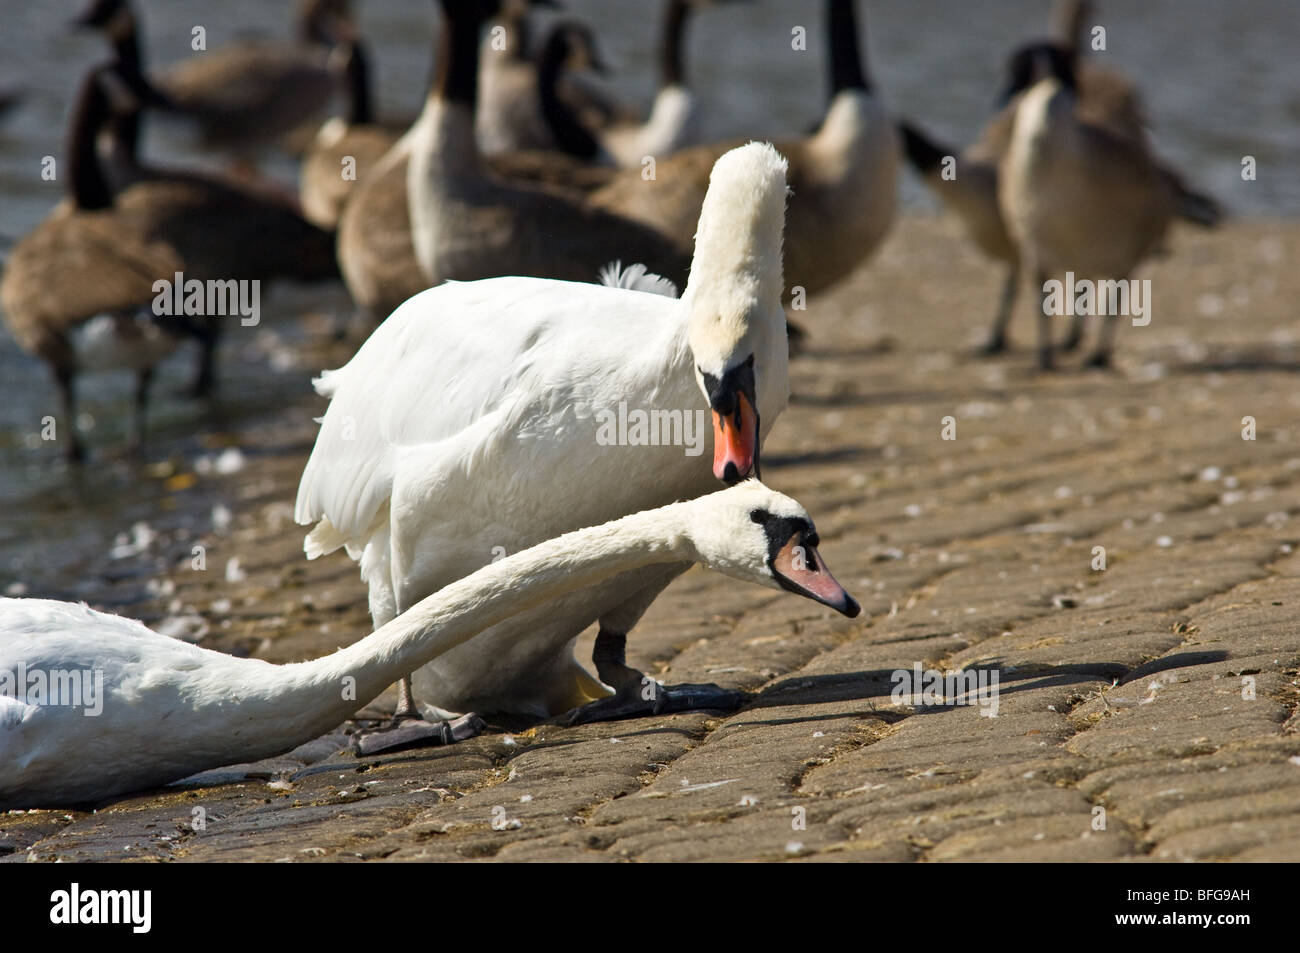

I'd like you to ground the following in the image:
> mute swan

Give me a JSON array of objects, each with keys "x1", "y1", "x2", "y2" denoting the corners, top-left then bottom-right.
[
  {"x1": 0, "y1": 65, "x2": 183, "y2": 461},
  {"x1": 299, "y1": 140, "x2": 790, "y2": 752},
  {"x1": 588, "y1": 0, "x2": 898, "y2": 304},
  {"x1": 1, "y1": 481, "x2": 857, "y2": 809},
  {"x1": 75, "y1": 0, "x2": 352, "y2": 160},
  {"x1": 998, "y1": 43, "x2": 1220, "y2": 369}
]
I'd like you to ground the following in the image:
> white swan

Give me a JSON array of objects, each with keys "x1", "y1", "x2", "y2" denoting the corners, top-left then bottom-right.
[
  {"x1": 297, "y1": 140, "x2": 791, "y2": 750},
  {"x1": 1, "y1": 481, "x2": 858, "y2": 809}
]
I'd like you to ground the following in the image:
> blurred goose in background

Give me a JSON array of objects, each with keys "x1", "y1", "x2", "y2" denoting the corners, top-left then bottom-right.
[
  {"x1": 900, "y1": 0, "x2": 1217, "y2": 355},
  {"x1": 476, "y1": 0, "x2": 560, "y2": 154},
  {"x1": 89, "y1": 73, "x2": 338, "y2": 399},
  {"x1": 335, "y1": 0, "x2": 686, "y2": 323},
  {"x1": 0, "y1": 66, "x2": 183, "y2": 461},
  {"x1": 299, "y1": 141, "x2": 793, "y2": 750},
  {"x1": 301, "y1": 21, "x2": 614, "y2": 230},
  {"x1": 998, "y1": 43, "x2": 1221, "y2": 369},
  {"x1": 74, "y1": 0, "x2": 353, "y2": 162},
  {"x1": 588, "y1": 0, "x2": 898, "y2": 309},
  {"x1": 2, "y1": 59, "x2": 337, "y2": 460},
  {"x1": 596, "y1": 0, "x2": 746, "y2": 169},
  {"x1": 406, "y1": 0, "x2": 691, "y2": 287},
  {"x1": 1, "y1": 482, "x2": 855, "y2": 807}
]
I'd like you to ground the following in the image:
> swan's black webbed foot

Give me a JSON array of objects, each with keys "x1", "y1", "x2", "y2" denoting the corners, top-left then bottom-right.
[
  {"x1": 352, "y1": 712, "x2": 484, "y2": 756},
  {"x1": 560, "y1": 680, "x2": 745, "y2": 726},
  {"x1": 559, "y1": 627, "x2": 745, "y2": 726}
]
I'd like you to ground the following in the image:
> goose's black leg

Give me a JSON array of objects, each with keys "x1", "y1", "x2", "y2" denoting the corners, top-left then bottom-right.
[
  {"x1": 560, "y1": 628, "x2": 745, "y2": 726},
  {"x1": 127, "y1": 366, "x2": 153, "y2": 458},
  {"x1": 978, "y1": 261, "x2": 1019, "y2": 355},
  {"x1": 1036, "y1": 268, "x2": 1055, "y2": 370},
  {"x1": 53, "y1": 366, "x2": 86, "y2": 463}
]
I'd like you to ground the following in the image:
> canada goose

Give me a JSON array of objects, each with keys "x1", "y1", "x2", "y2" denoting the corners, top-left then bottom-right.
[
  {"x1": 899, "y1": 0, "x2": 1215, "y2": 355},
  {"x1": 1, "y1": 481, "x2": 858, "y2": 808},
  {"x1": 588, "y1": 0, "x2": 899, "y2": 304},
  {"x1": 335, "y1": 1, "x2": 686, "y2": 322},
  {"x1": 74, "y1": 0, "x2": 353, "y2": 159},
  {"x1": 476, "y1": 0, "x2": 563, "y2": 155},
  {"x1": 0, "y1": 66, "x2": 184, "y2": 462},
  {"x1": 304, "y1": 21, "x2": 617, "y2": 231},
  {"x1": 596, "y1": 0, "x2": 746, "y2": 169},
  {"x1": 998, "y1": 43, "x2": 1220, "y2": 369},
  {"x1": 299, "y1": 141, "x2": 791, "y2": 750},
  {"x1": 90, "y1": 85, "x2": 338, "y2": 400}
]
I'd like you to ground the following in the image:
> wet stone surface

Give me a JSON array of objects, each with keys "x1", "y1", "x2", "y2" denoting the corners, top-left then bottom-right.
[{"x1": 3, "y1": 217, "x2": 1299, "y2": 862}]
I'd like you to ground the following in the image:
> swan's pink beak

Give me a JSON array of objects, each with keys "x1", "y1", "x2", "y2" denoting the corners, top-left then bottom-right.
[
  {"x1": 773, "y1": 535, "x2": 860, "y2": 618},
  {"x1": 712, "y1": 391, "x2": 758, "y2": 484}
]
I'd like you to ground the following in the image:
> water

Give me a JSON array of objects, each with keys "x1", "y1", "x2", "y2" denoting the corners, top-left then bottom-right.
[{"x1": 0, "y1": 0, "x2": 1297, "y2": 596}]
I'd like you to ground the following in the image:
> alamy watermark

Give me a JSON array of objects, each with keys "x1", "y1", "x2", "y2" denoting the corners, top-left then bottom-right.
[
  {"x1": 1042, "y1": 272, "x2": 1151, "y2": 327},
  {"x1": 891, "y1": 663, "x2": 1000, "y2": 717},
  {"x1": 595, "y1": 402, "x2": 707, "y2": 457},
  {"x1": 152, "y1": 271, "x2": 261, "y2": 326},
  {"x1": 1, "y1": 663, "x2": 104, "y2": 716}
]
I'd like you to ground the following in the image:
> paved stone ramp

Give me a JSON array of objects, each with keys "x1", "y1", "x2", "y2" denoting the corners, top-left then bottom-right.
[{"x1": 3, "y1": 218, "x2": 1298, "y2": 862}]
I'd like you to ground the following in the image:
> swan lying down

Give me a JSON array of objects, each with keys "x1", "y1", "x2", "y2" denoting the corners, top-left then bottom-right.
[{"x1": 0, "y1": 481, "x2": 858, "y2": 810}]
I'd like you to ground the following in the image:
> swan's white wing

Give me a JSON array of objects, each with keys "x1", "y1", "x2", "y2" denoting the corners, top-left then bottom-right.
[{"x1": 294, "y1": 276, "x2": 686, "y2": 557}]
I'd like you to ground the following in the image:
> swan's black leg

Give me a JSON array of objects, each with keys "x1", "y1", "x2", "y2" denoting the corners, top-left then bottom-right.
[
  {"x1": 352, "y1": 671, "x2": 484, "y2": 756},
  {"x1": 560, "y1": 628, "x2": 745, "y2": 726},
  {"x1": 353, "y1": 711, "x2": 484, "y2": 756}
]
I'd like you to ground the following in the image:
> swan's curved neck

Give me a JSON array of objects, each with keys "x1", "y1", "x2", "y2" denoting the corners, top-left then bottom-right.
[
  {"x1": 262, "y1": 502, "x2": 697, "y2": 740},
  {"x1": 827, "y1": 0, "x2": 871, "y2": 96},
  {"x1": 660, "y1": 0, "x2": 690, "y2": 88}
]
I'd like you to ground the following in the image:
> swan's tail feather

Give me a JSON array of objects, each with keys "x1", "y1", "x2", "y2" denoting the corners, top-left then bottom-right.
[
  {"x1": 304, "y1": 517, "x2": 349, "y2": 560},
  {"x1": 311, "y1": 367, "x2": 345, "y2": 399},
  {"x1": 598, "y1": 260, "x2": 679, "y2": 298}
]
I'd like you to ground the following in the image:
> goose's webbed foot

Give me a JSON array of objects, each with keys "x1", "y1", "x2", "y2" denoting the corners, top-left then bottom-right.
[{"x1": 352, "y1": 712, "x2": 485, "y2": 756}]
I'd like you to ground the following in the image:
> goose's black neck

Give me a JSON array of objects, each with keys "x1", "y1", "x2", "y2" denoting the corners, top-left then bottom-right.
[
  {"x1": 434, "y1": 0, "x2": 488, "y2": 108},
  {"x1": 660, "y1": 0, "x2": 690, "y2": 88},
  {"x1": 68, "y1": 69, "x2": 116, "y2": 211},
  {"x1": 537, "y1": 28, "x2": 600, "y2": 159},
  {"x1": 828, "y1": 0, "x2": 870, "y2": 96}
]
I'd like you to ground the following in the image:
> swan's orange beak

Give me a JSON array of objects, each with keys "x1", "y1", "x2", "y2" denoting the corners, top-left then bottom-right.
[{"x1": 712, "y1": 392, "x2": 758, "y2": 484}]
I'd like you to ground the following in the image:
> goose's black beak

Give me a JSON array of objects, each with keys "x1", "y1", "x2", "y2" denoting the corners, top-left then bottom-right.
[{"x1": 704, "y1": 356, "x2": 759, "y2": 485}]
